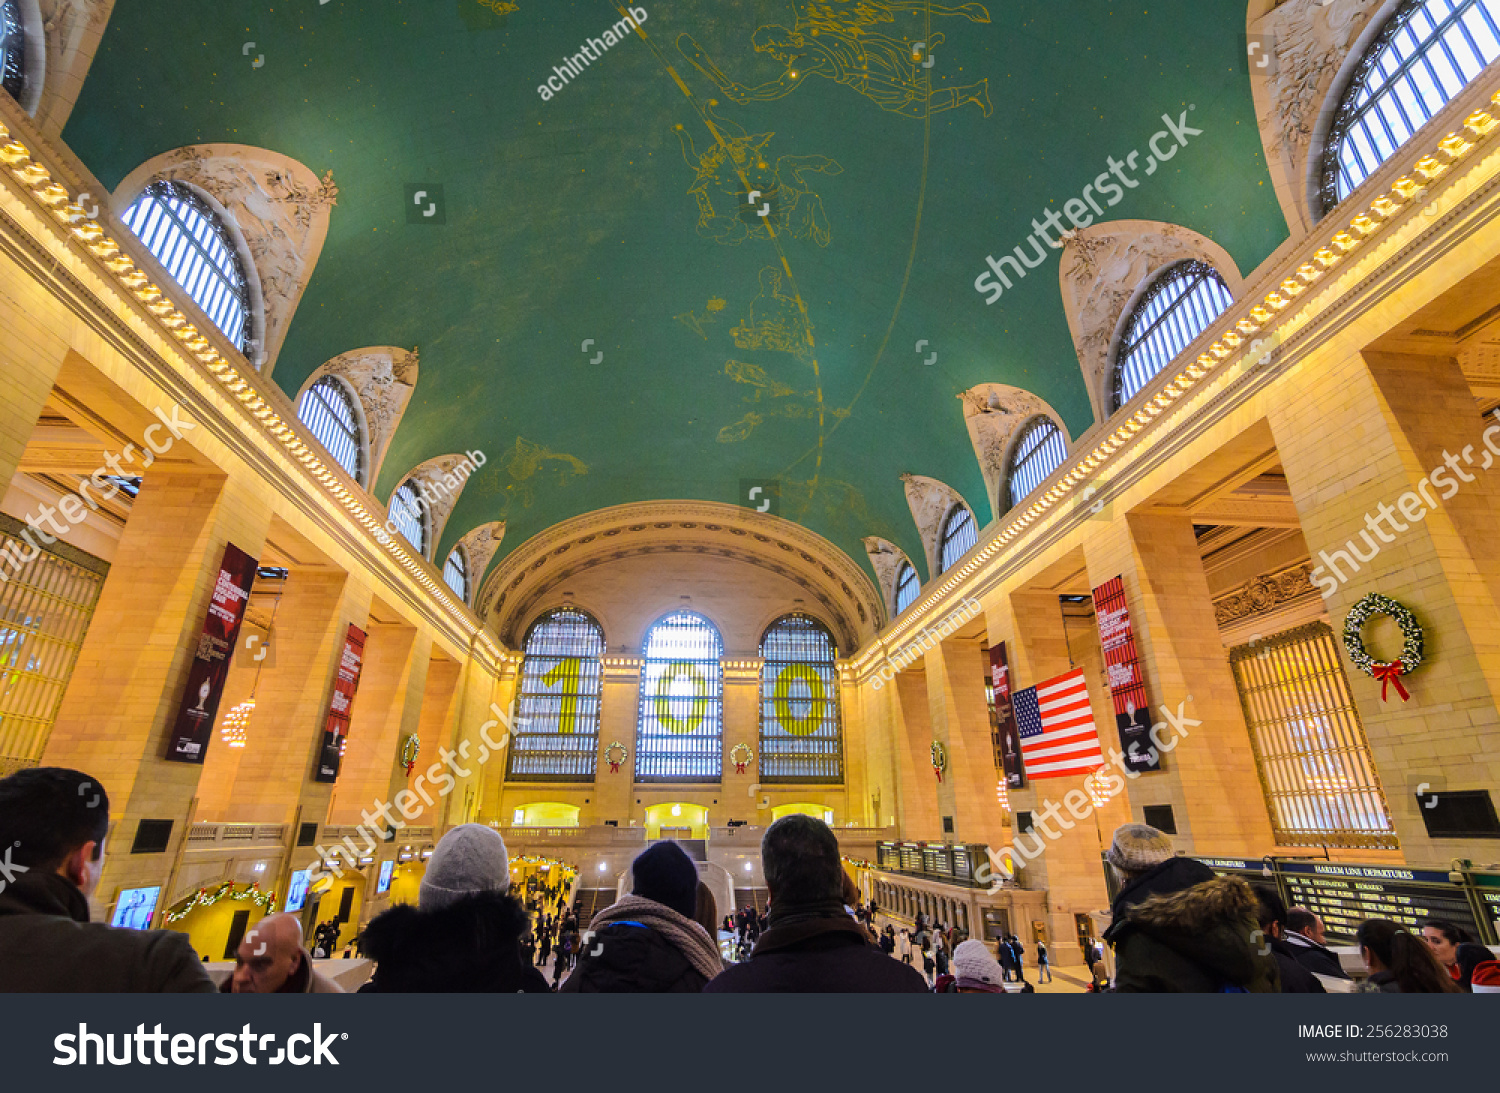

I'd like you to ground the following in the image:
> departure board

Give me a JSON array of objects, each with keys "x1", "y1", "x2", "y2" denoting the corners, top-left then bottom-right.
[
  {"x1": 1478, "y1": 874, "x2": 1500, "y2": 939},
  {"x1": 1278, "y1": 862, "x2": 1481, "y2": 944}
]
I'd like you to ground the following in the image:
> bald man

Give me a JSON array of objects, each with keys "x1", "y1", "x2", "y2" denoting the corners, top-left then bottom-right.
[{"x1": 223, "y1": 914, "x2": 344, "y2": 994}]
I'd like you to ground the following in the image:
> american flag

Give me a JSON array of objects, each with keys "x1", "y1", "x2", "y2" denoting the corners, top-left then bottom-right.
[{"x1": 1012, "y1": 668, "x2": 1104, "y2": 779}]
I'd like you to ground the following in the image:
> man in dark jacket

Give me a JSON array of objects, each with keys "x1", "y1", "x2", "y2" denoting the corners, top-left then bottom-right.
[
  {"x1": 0, "y1": 767, "x2": 214, "y2": 993},
  {"x1": 704, "y1": 815, "x2": 928, "y2": 993},
  {"x1": 1252, "y1": 885, "x2": 1324, "y2": 993},
  {"x1": 358, "y1": 824, "x2": 549, "y2": 993},
  {"x1": 1102, "y1": 823, "x2": 1279, "y2": 993},
  {"x1": 1283, "y1": 908, "x2": 1350, "y2": 981},
  {"x1": 561, "y1": 841, "x2": 723, "y2": 992}
]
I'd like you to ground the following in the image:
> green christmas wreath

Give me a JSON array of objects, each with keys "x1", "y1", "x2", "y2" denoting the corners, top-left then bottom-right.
[{"x1": 1342, "y1": 593, "x2": 1423, "y2": 701}]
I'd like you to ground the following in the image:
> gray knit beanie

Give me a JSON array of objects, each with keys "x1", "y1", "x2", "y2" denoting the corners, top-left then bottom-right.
[{"x1": 418, "y1": 824, "x2": 511, "y2": 910}]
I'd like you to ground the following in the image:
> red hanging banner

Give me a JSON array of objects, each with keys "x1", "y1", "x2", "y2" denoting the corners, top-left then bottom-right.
[
  {"x1": 314, "y1": 624, "x2": 367, "y2": 783},
  {"x1": 1091, "y1": 575, "x2": 1161, "y2": 774},
  {"x1": 164, "y1": 544, "x2": 259, "y2": 764}
]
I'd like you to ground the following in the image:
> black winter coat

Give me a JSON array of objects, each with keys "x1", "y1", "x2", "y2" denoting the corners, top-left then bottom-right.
[
  {"x1": 704, "y1": 916, "x2": 929, "y2": 994},
  {"x1": 0, "y1": 873, "x2": 215, "y2": 993},
  {"x1": 358, "y1": 891, "x2": 551, "y2": 993},
  {"x1": 1105, "y1": 858, "x2": 1280, "y2": 993},
  {"x1": 1269, "y1": 936, "x2": 1325, "y2": 993},
  {"x1": 559, "y1": 921, "x2": 708, "y2": 993},
  {"x1": 1284, "y1": 932, "x2": 1350, "y2": 980}
]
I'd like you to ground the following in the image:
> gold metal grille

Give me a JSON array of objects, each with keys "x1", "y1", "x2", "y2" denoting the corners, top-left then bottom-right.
[
  {"x1": 0, "y1": 515, "x2": 107, "y2": 774},
  {"x1": 1229, "y1": 622, "x2": 1397, "y2": 850}
]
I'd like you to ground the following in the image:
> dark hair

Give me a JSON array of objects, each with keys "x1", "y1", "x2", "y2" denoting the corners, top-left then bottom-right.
[
  {"x1": 0, "y1": 768, "x2": 110, "y2": 872},
  {"x1": 1286, "y1": 908, "x2": 1320, "y2": 936},
  {"x1": 1455, "y1": 942, "x2": 1493, "y2": 991},
  {"x1": 760, "y1": 814, "x2": 843, "y2": 905},
  {"x1": 1252, "y1": 884, "x2": 1288, "y2": 932},
  {"x1": 1421, "y1": 919, "x2": 1470, "y2": 946},
  {"x1": 1356, "y1": 919, "x2": 1461, "y2": 994}
]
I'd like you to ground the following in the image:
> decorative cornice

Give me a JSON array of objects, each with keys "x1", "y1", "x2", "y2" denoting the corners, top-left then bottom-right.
[{"x1": 1213, "y1": 563, "x2": 1318, "y2": 627}]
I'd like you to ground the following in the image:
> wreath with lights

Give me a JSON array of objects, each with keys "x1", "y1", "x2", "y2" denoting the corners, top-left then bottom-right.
[
  {"x1": 1342, "y1": 593, "x2": 1424, "y2": 702},
  {"x1": 400, "y1": 734, "x2": 420, "y2": 775},
  {"x1": 930, "y1": 740, "x2": 948, "y2": 782},
  {"x1": 603, "y1": 740, "x2": 628, "y2": 773},
  {"x1": 730, "y1": 742, "x2": 755, "y2": 774}
]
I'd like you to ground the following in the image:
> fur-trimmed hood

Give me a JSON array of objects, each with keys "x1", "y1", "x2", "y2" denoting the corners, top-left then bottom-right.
[
  {"x1": 358, "y1": 891, "x2": 549, "y2": 993},
  {"x1": 1112, "y1": 875, "x2": 1279, "y2": 992},
  {"x1": 1124, "y1": 875, "x2": 1261, "y2": 934}
]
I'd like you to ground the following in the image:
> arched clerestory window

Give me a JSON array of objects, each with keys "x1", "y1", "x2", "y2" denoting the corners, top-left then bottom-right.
[
  {"x1": 1007, "y1": 417, "x2": 1068, "y2": 510},
  {"x1": 389, "y1": 479, "x2": 429, "y2": 557},
  {"x1": 938, "y1": 505, "x2": 977, "y2": 574},
  {"x1": 894, "y1": 561, "x2": 919, "y2": 614},
  {"x1": 1319, "y1": 0, "x2": 1500, "y2": 215},
  {"x1": 507, "y1": 607, "x2": 606, "y2": 781},
  {"x1": 759, "y1": 614, "x2": 842, "y2": 783},
  {"x1": 443, "y1": 547, "x2": 469, "y2": 601},
  {"x1": 296, "y1": 376, "x2": 366, "y2": 485},
  {"x1": 119, "y1": 181, "x2": 255, "y2": 353},
  {"x1": 1112, "y1": 260, "x2": 1233, "y2": 409},
  {"x1": 635, "y1": 610, "x2": 724, "y2": 781},
  {"x1": 0, "y1": 0, "x2": 26, "y2": 106}
]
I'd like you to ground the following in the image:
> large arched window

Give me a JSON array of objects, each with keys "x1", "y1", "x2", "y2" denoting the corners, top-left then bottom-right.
[
  {"x1": 389, "y1": 480, "x2": 428, "y2": 557},
  {"x1": 1113, "y1": 261, "x2": 1233, "y2": 408},
  {"x1": 1320, "y1": 0, "x2": 1500, "y2": 213},
  {"x1": 443, "y1": 547, "x2": 469, "y2": 601},
  {"x1": 119, "y1": 181, "x2": 254, "y2": 353},
  {"x1": 635, "y1": 610, "x2": 724, "y2": 781},
  {"x1": 938, "y1": 505, "x2": 977, "y2": 574},
  {"x1": 0, "y1": 0, "x2": 25, "y2": 105},
  {"x1": 1007, "y1": 417, "x2": 1068, "y2": 509},
  {"x1": 507, "y1": 607, "x2": 606, "y2": 781},
  {"x1": 894, "y1": 561, "x2": 919, "y2": 614},
  {"x1": 759, "y1": 614, "x2": 842, "y2": 783},
  {"x1": 296, "y1": 376, "x2": 365, "y2": 484}
]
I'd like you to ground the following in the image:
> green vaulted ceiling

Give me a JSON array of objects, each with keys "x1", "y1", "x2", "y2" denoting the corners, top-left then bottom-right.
[{"x1": 63, "y1": 0, "x2": 1287, "y2": 590}]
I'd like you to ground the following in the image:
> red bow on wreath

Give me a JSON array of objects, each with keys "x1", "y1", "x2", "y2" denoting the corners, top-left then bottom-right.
[
  {"x1": 1373, "y1": 661, "x2": 1411, "y2": 703},
  {"x1": 608, "y1": 759, "x2": 622, "y2": 773},
  {"x1": 735, "y1": 760, "x2": 748, "y2": 774},
  {"x1": 933, "y1": 766, "x2": 943, "y2": 783}
]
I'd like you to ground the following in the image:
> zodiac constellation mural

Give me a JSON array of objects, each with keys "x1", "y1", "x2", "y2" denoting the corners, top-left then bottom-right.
[
  {"x1": 678, "y1": 1, "x2": 992, "y2": 120},
  {"x1": 675, "y1": 109, "x2": 843, "y2": 248}
]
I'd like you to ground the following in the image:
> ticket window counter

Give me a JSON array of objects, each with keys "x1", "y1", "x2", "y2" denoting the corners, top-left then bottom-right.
[{"x1": 982, "y1": 909, "x2": 1011, "y2": 942}]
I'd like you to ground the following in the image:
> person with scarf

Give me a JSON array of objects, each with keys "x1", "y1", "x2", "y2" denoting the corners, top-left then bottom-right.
[
  {"x1": 559, "y1": 841, "x2": 724, "y2": 992},
  {"x1": 704, "y1": 815, "x2": 928, "y2": 993}
]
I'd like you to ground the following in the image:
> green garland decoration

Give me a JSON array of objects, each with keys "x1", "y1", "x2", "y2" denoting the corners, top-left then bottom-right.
[{"x1": 1342, "y1": 593, "x2": 1424, "y2": 701}]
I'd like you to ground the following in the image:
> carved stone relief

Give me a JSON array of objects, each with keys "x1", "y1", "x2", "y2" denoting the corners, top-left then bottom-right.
[
  {"x1": 33, "y1": 1, "x2": 114, "y2": 127},
  {"x1": 1251, "y1": 0, "x2": 1383, "y2": 234},
  {"x1": 863, "y1": 536, "x2": 912, "y2": 619},
  {"x1": 396, "y1": 452, "x2": 479, "y2": 561},
  {"x1": 1212, "y1": 561, "x2": 1317, "y2": 626},
  {"x1": 958, "y1": 384, "x2": 1060, "y2": 512},
  {"x1": 111, "y1": 144, "x2": 338, "y2": 375},
  {"x1": 455, "y1": 521, "x2": 506, "y2": 607},
  {"x1": 898, "y1": 475, "x2": 966, "y2": 581},
  {"x1": 304, "y1": 346, "x2": 419, "y2": 487},
  {"x1": 1059, "y1": 220, "x2": 1244, "y2": 424}
]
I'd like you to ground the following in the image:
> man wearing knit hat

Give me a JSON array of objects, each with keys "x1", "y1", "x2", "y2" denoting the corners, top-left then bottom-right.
[
  {"x1": 560, "y1": 840, "x2": 724, "y2": 992},
  {"x1": 1101, "y1": 823, "x2": 1279, "y2": 993},
  {"x1": 952, "y1": 939, "x2": 1006, "y2": 993},
  {"x1": 358, "y1": 824, "x2": 550, "y2": 992}
]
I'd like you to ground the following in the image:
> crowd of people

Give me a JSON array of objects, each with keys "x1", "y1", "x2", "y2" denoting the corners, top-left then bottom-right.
[{"x1": 1, "y1": 767, "x2": 1498, "y2": 994}]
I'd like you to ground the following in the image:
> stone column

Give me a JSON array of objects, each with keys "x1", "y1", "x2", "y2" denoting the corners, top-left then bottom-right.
[
  {"x1": 891, "y1": 670, "x2": 942, "y2": 840},
  {"x1": 1084, "y1": 512, "x2": 1277, "y2": 856},
  {"x1": 327, "y1": 623, "x2": 422, "y2": 829},
  {"x1": 42, "y1": 469, "x2": 273, "y2": 916},
  {"x1": 924, "y1": 637, "x2": 1007, "y2": 848},
  {"x1": 1270, "y1": 347, "x2": 1500, "y2": 863}
]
